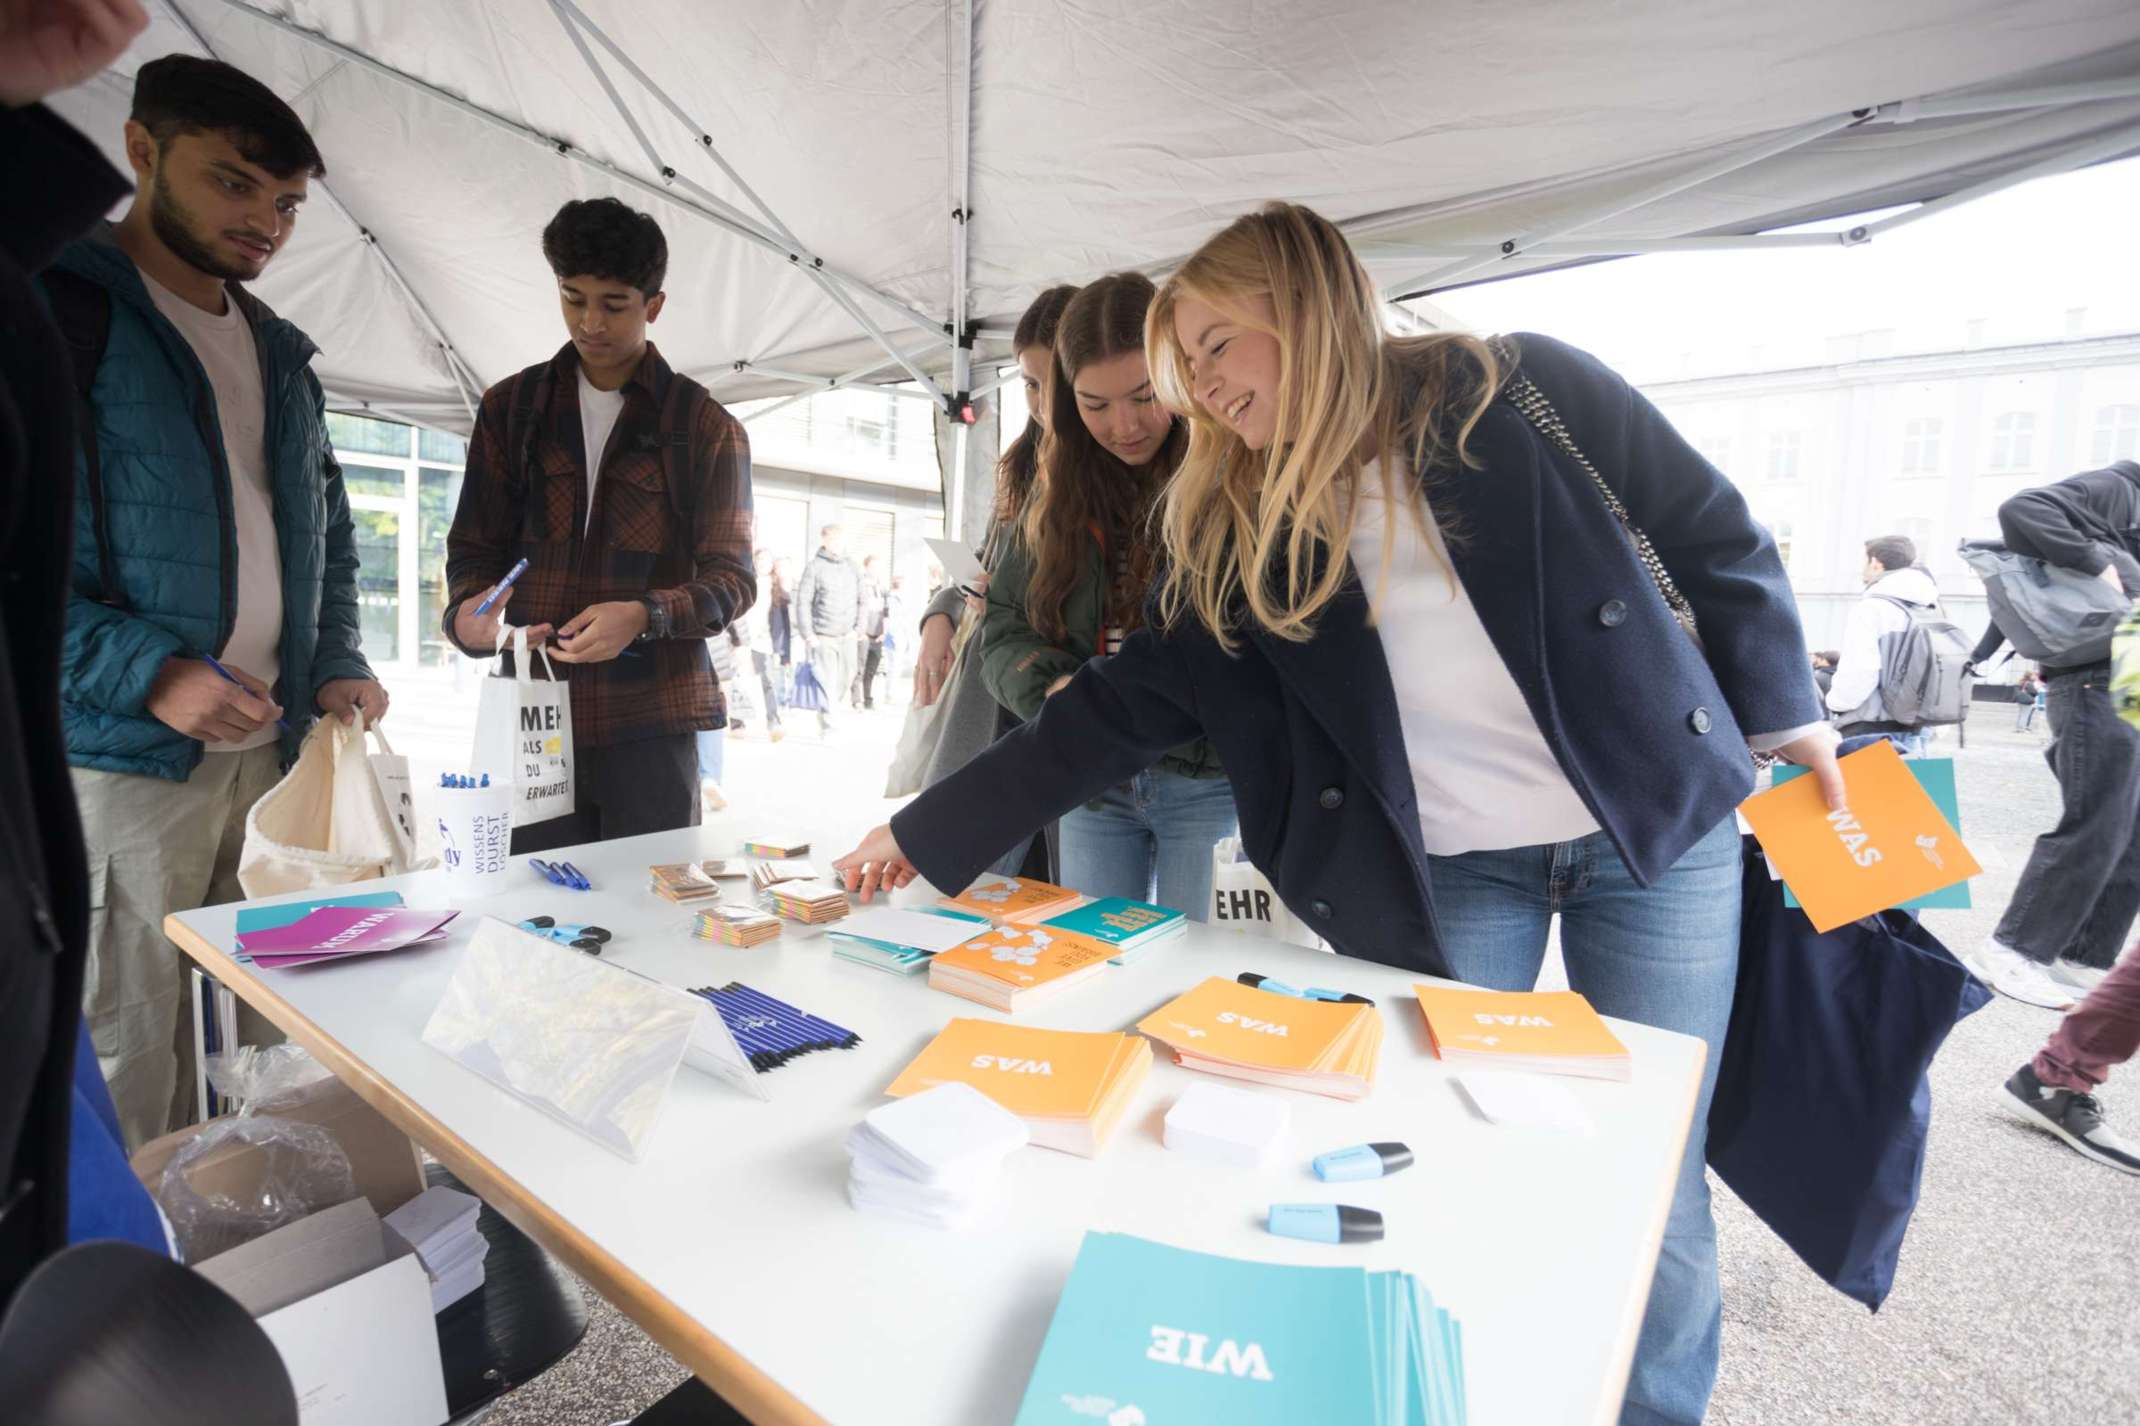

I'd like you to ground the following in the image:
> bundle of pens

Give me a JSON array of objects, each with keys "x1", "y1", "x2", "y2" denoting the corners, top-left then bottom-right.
[
  {"x1": 529, "y1": 858, "x2": 592, "y2": 890},
  {"x1": 688, "y1": 982, "x2": 860, "y2": 1072}
]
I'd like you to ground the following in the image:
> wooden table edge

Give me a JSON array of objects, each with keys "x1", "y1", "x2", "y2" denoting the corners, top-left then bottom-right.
[{"x1": 166, "y1": 913, "x2": 827, "y2": 1426}]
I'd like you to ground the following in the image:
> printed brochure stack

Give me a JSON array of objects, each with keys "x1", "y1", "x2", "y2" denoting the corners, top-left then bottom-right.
[
  {"x1": 888, "y1": 1019, "x2": 1153, "y2": 1157},
  {"x1": 1138, "y1": 977, "x2": 1383, "y2": 1100}
]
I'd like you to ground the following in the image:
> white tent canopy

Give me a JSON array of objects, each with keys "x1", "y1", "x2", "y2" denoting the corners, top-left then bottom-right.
[{"x1": 48, "y1": 0, "x2": 2140, "y2": 438}]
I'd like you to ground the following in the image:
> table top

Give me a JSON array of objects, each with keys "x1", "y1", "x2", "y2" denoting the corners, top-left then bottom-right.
[{"x1": 167, "y1": 816, "x2": 1703, "y2": 1426}]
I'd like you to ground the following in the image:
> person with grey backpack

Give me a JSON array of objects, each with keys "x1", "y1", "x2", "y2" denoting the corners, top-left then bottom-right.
[
  {"x1": 1825, "y1": 535, "x2": 1973, "y2": 757},
  {"x1": 1958, "y1": 461, "x2": 2140, "y2": 1011}
]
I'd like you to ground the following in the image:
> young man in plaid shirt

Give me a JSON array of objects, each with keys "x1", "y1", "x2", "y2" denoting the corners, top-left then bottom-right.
[{"x1": 444, "y1": 197, "x2": 754, "y2": 851}]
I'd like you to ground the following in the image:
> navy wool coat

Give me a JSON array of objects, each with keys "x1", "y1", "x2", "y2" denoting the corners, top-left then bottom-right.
[{"x1": 892, "y1": 335, "x2": 1822, "y2": 978}]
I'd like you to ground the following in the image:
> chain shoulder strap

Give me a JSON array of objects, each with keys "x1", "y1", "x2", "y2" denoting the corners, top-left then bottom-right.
[{"x1": 1500, "y1": 368, "x2": 1700, "y2": 639}]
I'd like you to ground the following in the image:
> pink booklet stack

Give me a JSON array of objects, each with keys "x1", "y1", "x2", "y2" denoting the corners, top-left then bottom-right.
[{"x1": 235, "y1": 906, "x2": 460, "y2": 969}]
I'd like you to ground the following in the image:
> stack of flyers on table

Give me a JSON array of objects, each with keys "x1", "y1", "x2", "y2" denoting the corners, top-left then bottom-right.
[
  {"x1": 688, "y1": 982, "x2": 860, "y2": 1071},
  {"x1": 887, "y1": 1019, "x2": 1153, "y2": 1156},
  {"x1": 1012, "y1": 1231, "x2": 1467, "y2": 1426},
  {"x1": 845, "y1": 1081, "x2": 1029, "y2": 1230},
  {"x1": 691, "y1": 903, "x2": 782, "y2": 947},
  {"x1": 760, "y1": 880, "x2": 850, "y2": 925},
  {"x1": 383, "y1": 1186, "x2": 488, "y2": 1312},
  {"x1": 1137, "y1": 977, "x2": 1382, "y2": 1100},
  {"x1": 234, "y1": 906, "x2": 459, "y2": 969},
  {"x1": 750, "y1": 858, "x2": 822, "y2": 892},
  {"x1": 927, "y1": 924, "x2": 1112, "y2": 1013},
  {"x1": 1040, "y1": 895, "x2": 1186, "y2": 965},
  {"x1": 826, "y1": 905, "x2": 990, "y2": 975},
  {"x1": 648, "y1": 860, "x2": 739, "y2": 904},
  {"x1": 741, "y1": 836, "x2": 810, "y2": 858},
  {"x1": 937, "y1": 874, "x2": 1084, "y2": 925},
  {"x1": 1413, "y1": 985, "x2": 1630, "y2": 1081}
]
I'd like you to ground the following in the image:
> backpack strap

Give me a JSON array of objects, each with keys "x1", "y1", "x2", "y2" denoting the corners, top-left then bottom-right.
[
  {"x1": 503, "y1": 364, "x2": 550, "y2": 508},
  {"x1": 42, "y1": 269, "x2": 126, "y2": 609},
  {"x1": 655, "y1": 376, "x2": 705, "y2": 528}
]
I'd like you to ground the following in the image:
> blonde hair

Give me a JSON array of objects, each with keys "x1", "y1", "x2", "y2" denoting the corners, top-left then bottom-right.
[{"x1": 1147, "y1": 201, "x2": 1502, "y2": 649}]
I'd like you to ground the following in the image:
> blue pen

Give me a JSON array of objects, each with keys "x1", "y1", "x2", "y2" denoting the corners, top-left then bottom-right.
[
  {"x1": 529, "y1": 859, "x2": 567, "y2": 886},
  {"x1": 472, "y1": 558, "x2": 530, "y2": 617},
  {"x1": 560, "y1": 861, "x2": 592, "y2": 891},
  {"x1": 201, "y1": 653, "x2": 290, "y2": 732}
]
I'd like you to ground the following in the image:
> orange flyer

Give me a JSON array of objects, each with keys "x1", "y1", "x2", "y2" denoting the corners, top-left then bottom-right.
[
  {"x1": 1412, "y1": 986, "x2": 1628, "y2": 1062},
  {"x1": 1136, "y1": 976, "x2": 1368, "y2": 1074},
  {"x1": 886, "y1": 1018, "x2": 1135, "y2": 1119},
  {"x1": 938, "y1": 874, "x2": 1083, "y2": 924},
  {"x1": 1738, "y1": 740, "x2": 1980, "y2": 932},
  {"x1": 930, "y1": 924, "x2": 1112, "y2": 989}
]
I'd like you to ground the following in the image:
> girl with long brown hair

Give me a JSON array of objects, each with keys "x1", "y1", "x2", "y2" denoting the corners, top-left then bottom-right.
[{"x1": 841, "y1": 202, "x2": 1843, "y2": 1424}]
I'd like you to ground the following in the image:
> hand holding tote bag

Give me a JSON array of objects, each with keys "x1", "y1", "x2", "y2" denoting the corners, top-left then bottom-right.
[
  {"x1": 470, "y1": 626, "x2": 575, "y2": 828},
  {"x1": 238, "y1": 718, "x2": 410, "y2": 897}
]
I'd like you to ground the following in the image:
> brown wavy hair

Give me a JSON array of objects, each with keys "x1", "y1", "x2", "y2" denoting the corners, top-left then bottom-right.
[
  {"x1": 1020, "y1": 273, "x2": 1186, "y2": 642},
  {"x1": 993, "y1": 285, "x2": 1079, "y2": 530}
]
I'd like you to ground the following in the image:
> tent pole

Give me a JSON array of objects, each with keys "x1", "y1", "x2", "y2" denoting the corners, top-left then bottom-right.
[
  {"x1": 735, "y1": 339, "x2": 954, "y2": 424},
  {"x1": 202, "y1": 0, "x2": 942, "y2": 342},
  {"x1": 1382, "y1": 109, "x2": 1867, "y2": 296},
  {"x1": 1854, "y1": 119, "x2": 2140, "y2": 240},
  {"x1": 1867, "y1": 77, "x2": 2140, "y2": 124},
  {"x1": 542, "y1": 0, "x2": 950, "y2": 403},
  {"x1": 156, "y1": 0, "x2": 484, "y2": 422},
  {"x1": 1364, "y1": 233, "x2": 1847, "y2": 263},
  {"x1": 948, "y1": 0, "x2": 976, "y2": 407}
]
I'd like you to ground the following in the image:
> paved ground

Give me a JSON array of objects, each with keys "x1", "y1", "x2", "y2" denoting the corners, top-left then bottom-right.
[{"x1": 372, "y1": 666, "x2": 2136, "y2": 1425}]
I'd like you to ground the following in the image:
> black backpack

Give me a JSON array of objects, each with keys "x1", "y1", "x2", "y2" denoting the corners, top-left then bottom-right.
[{"x1": 43, "y1": 268, "x2": 126, "y2": 609}]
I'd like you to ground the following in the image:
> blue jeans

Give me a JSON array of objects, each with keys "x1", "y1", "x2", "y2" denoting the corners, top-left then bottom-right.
[
  {"x1": 695, "y1": 726, "x2": 725, "y2": 783},
  {"x1": 1059, "y1": 770, "x2": 1238, "y2": 920},
  {"x1": 1427, "y1": 816, "x2": 1741, "y2": 1426}
]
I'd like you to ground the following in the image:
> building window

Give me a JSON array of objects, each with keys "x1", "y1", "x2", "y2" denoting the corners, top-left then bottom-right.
[
  {"x1": 1989, "y1": 411, "x2": 2037, "y2": 472},
  {"x1": 1694, "y1": 436, "x2": 1731, "y2": 472},
  {"x1": 1900, "y1": 418, "x2": 1942, "y2": 475},
  {"x1": 2095, "y1": 405, "x2": 2140, "y2": 466},
  {"x1": 1765, "y1": 431, "x2": 1801, "y2": 482},
  {"x1": 1769, "y1": 519, "x2": 1794, "y2": 569},
  {"x1": 328, "y1": 413, "x2": 467, "y2": 670}
]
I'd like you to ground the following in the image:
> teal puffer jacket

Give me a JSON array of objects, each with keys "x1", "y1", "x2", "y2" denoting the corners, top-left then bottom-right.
[{"x1": 48, "y1": 232, "x2": 373, "y2": 781}]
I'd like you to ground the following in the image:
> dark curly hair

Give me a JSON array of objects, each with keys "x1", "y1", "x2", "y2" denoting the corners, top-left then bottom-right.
[{"x1": 542, "y1": 197, "x2": 667, "y2": 297}]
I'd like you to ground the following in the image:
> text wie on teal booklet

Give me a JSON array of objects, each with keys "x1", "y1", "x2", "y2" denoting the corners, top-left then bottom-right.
[
  {"x1": 1013, "y1": 1231, "x2": 1467, "y2": 1426},
  {"x1": 1773, "y1": 756, "x2": 1969, "y2": 911}
]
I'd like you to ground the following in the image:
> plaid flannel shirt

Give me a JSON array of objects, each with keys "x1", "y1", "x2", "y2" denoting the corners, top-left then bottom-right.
[{"x1": 444, "y1": 341, "x2": 755, "y2": 747}]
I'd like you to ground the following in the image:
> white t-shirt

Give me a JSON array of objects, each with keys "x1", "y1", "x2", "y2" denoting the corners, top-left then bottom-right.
[
  {"x1": 142, "y1": 269, "x2": 283, "y2": 753},
  {"x1": 1346, "y1": 466, "x2": 1601, "y2": 856},
  {"x1": 577, "y1": 365, "x2": 628, "y2": 533}
]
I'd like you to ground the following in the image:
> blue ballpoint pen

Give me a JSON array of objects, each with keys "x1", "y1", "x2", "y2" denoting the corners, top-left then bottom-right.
[
  {"x1": 200, "y1": 653, "x2": 290, "y2": 732},
  {"x1": 560, "y1": 861, "x2": 592, "y2": 891},
  {"x1": 529, "y1": 859, "x2": 568, "y2": 886},
  {"x1": 472, "y1": 558, "x2": 530, "y2": 617}
]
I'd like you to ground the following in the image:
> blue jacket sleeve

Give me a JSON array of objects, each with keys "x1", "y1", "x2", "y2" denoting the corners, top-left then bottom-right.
[
  {"x1": 891, "y1": 618, "x2": 1205, "y2": 892},
  {"x1": 1513, "y1": 334, "x2": 1822, "y2": 739},
  {"x1": 306, "y1": 372, "x2": 375, "y2": 698}
]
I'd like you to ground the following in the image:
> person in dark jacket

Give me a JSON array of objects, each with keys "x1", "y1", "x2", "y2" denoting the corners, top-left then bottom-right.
[
  {"x1": 979, "y1": 274, "x2": 1234, "y2": 916},
  {"x1": 794, "y1": 526, "x2": 862, "y2": 734},
  {"x1": 1961, "y1": 461, "x2": 2140, "y2": 1008},
  {"x1": 0, "y1": 0, "x2": 151, "y2": 1312},
  {"x1": 839, "y1": 203, "x2": 1839, "y2": 1426},
  {"x1": 51, "y1": 57, "x2": 386, "y2": 1149}
]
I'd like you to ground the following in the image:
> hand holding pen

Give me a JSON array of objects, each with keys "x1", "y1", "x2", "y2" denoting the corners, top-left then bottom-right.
[
  {"x1": 452, "y1": 558, "x2": 553, "y2": 652},
  {"x1": 144, "y1": 653, "x2": 284, "y2": 743}
]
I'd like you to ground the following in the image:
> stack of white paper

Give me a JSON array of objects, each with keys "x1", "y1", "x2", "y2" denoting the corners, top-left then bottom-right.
[
  {"x1": 1162, "y1": 1080, "x2": 1292, "y2": 1170},
  {"x1": 384, "y1": 1186, "x2": 489, "y2": 1312},
  {"x1": 844, "y1": 1082, "x2": 1028, "y2": 1230}
]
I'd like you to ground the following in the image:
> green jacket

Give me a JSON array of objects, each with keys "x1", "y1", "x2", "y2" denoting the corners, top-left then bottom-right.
[{"x1": 979, "y1": 531, "x2": 1224, "y2": 780}]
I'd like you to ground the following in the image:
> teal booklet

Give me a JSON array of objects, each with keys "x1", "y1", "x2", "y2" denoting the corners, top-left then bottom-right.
[
  {"x1": 1042, "y1": 897, "x2": 1187, "y2": 965},
  {"x1": 1773, "y1": 756, "x2": 1969, "y2": 911},
  {"x1": 1013, "y1": 1232, "x2": 1466, "y2": 1426}
]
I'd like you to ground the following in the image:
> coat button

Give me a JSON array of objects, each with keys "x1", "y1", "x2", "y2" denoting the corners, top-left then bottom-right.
[
  {"x1": 1597, "y1": 599, "x2": 1628, "y2": 628},
  {"x1": 1311, "y1": 899, "x2": 1334, "y2": 920},
  {"x1": 1689, "y1": 707, "x2": 1712, "y2": 734},
  {"x1": 1319, "y1": 786, "x2": 1345, "y2": 810}
]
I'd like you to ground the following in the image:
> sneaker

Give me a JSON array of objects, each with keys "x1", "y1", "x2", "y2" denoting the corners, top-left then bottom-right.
[
  {"x1": 2045, "y1": 960, "x2": 2110, "y2": 996},
  {"x1": 2001, "y1": 1064, "x2": 2140, "y2": 1175},
  {"x1": 699, "y1": 779, "x2": 727, "y2": 814},
  {"x1": 1966, "y1": 937, "x2": 2077, "y2": 1010},
  {"x1": 769, "y1": 726, "x2": 786, "y2": 743}
]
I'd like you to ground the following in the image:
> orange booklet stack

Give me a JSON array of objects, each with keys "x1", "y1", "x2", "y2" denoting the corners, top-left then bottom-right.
[
  {"x1": 1136, "y1": 977, "x2": 1383, "y2": 1101},
  {"x1": 1412, "y1": 986, "x2": 1631, "y2": 1081},
  {"x1": 927, "y1": 925, "x2": 1113, "y2": 1013},
  {"x1": 938, "y1": 874, "x2": 1085, "y2": 926},
  {"x1": 886, "y1": 1019, "x2": 1153, "y2": 1156}
]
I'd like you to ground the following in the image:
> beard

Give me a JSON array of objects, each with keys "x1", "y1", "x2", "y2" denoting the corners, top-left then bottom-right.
[{"x1": 150, "y1": 179, "x2": 261, "y2": 284}]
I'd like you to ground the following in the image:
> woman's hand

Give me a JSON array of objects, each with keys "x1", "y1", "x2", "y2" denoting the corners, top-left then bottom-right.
[
  {"x1": 913, "y1": 613, "x2": 955, "y2": 707},
  {"x1": 833, "y1": 824, "x2": 919, "y2": 902},
  {"x1": 1770, "y1": 723, "x2": 1847, "y2": 811},
  {"x1": 962, "y1": 570, "x2": 991, "y2": 619}
]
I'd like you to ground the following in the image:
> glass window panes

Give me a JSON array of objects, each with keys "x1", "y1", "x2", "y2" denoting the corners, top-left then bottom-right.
[
  {"x1": 1900, "y1": 418, "x2": 1942, "y2": 475},
  {"x1": 340, "y1": 460, "x2": 405, "y2": 499},
  {"x1": 1989, "y1": 411, "x2": 2036, "y2": 471},
  {"x1": 417, "y1": 467, "x2": 463, "y2": 666},
  {"x1": 350, "y1": 507, "x2": 401, "y2": 663},
  {"x1": 1765, "y1": 431, "x2": 1801, "y2": 481},
  {"x1": 2094, "y1": 405, "x2": 2140, "y2": 465},
  {"x1": 326, "y1": 412, "x2": 413, "y2": 458},
  {"x1": 852, "y1": 507, "x2": 896, "y2": 587},
  {"x1": 419, "y1": 426, "x2": 468, "y2": 463},
  {"x1": 1695, "y1": 436, "x2": 1731, "y2": 472}
]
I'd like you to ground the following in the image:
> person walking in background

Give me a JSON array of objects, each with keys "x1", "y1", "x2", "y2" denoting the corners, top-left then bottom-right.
[
  {"x1": 1825, "y1": 535, "x2": 1943, "y2": 756},
  {"x1": 696, "y1": 625, "x2": 740, "y2": 813},
  {"x1": 738, "y1": 549, "x2": 784, "y2": 741},
  {"x1": 444, "y1": 197, "x2": 754, "y2": 852},
  {"x1": 46, "y1": 57, "x2": 386, "y2": 1148},
  {"x1": 2014, "y1": 668, "x2": 2047, "y2": 733},
  {"x1": 2003, "y1": 942, "x2": 2140, "y2": 1175},
  {"x1": 766, "y1": 552, "x2": 794, "y2": 681},
  {"x1": 839, "y1": 203, "x2": 1841, "y2": 1426},
  {"x1": 795, "y1": 523, "x2": 862, "y2": 736},
  {"x1": 1964, "y1": 461, "x2": 2140, "y2": 1009},
  {"x1": 855, "y1": 553, "x2": 888, "y2": 710},
  {"x1": 975, "y1": 273, "x2": 1237, "y2": 917},
  {"x1": 1809, "y1": 649, "x2": 1838, "y2": 698}
]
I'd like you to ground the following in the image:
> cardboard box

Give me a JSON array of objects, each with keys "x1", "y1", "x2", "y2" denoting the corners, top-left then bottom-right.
[{"x1": 133, "y1": 1074, "x2": 426, "y2": 1218}]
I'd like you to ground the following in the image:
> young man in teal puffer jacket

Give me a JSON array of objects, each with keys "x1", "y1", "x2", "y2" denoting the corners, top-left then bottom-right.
[{"x1": 47, "y1": 57, "x2": 385, "y2": 1149}]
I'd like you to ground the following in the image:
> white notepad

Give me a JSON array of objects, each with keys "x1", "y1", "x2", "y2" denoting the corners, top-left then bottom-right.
[
  {"x1": 1162, "y1": 1080, "x2": 1291, "y2": 1169},
  {"x1": 851, "y1": 1081, "x2": 1029, "y2": 1185}
]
